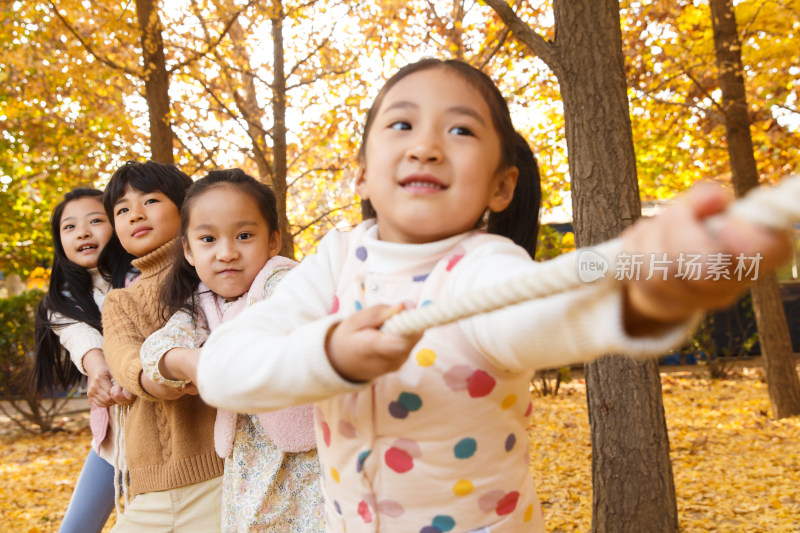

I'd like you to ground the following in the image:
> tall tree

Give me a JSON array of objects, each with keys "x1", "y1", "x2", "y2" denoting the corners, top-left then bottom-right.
[
  {"x1": 270, "y1": 0, "x2": 292, "y2": 257},
  {"x1": 136, "y1": 0, "x2": 174, "y2": 164},
  {"x1": 623, "y1": 0, "x2": 800, "y2": 197},
  {"x1": 173, "y1": 0, "x2": 367, "y2": 256},
  {"x1": 483, "y1": 0, "x2": 678, "y2": 531},
  {"x1": 709, "y1": 0, "x2": 800, "y2": 418},
  {"x1": 1, "y1": 1, "x2": 139, "y2": 276},
  {"x1": 49, "y1": 0, "x2": 238, "y2": 168}
]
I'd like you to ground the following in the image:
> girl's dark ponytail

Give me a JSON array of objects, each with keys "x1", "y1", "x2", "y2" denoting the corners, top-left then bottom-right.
[
  {"x1": 159, "y1": 243, "x2": 202, "y2": 323},
  {"x1": 488, "y1": 132, "x2": 542, "y2": 258},
  {"x1": 97, "y1": 237, "x2": 135, "y2": 289}
]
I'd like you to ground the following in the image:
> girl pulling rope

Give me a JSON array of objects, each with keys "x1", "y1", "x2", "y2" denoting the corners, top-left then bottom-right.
[{"x1": 197, "y1": 59, "x2": 793, "y2": 533}]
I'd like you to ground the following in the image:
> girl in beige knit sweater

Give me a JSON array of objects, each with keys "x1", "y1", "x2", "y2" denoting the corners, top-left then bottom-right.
[{"x1": 100, "y1": 160, "x2": 224, "y2": 532}]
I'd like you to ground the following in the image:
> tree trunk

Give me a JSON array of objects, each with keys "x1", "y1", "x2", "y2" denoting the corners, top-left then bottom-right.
[
  {"x1": 584, "y1": 357, "x2": 677, "y2": 531},
  {"x1": 135, "y1": 0, "x2": 174, "y2": 165},
  {"x1": 554, "y1": 2, "x2": 679, "y2": 530},
  {"x1": 5, "y1": 273, "x2": 25, "y2": 296},
  {"x1": 483, "y1": 0, "x2": 679, "y2": 530},
  {"x1": 271, "y1": 0, "x2": 294, "y2": 259},
  {"x1": 709, "y1": 0, "x2": 800, "y2": 418}
]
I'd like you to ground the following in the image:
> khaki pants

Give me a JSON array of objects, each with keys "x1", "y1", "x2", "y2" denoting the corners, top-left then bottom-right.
[{"x1": 112, "y1": 476, "x2": 223, "y2": 533}]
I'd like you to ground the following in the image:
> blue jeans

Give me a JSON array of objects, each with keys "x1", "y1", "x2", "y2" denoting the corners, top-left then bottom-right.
[{"x1": 59, "y1": 448, "x2": 115, "y2": 533}]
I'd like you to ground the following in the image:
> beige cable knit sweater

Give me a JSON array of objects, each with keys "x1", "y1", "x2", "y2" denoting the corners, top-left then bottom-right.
[{"x1": 102, "y1": 239, "x2": 223, "y2": 497}]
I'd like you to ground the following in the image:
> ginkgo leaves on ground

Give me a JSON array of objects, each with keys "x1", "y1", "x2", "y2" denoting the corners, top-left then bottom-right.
[
  {"x1": 528, "y1": 370, "x2": 800, "y2": 532},
  {"x1": 1, "y1": 370, "x2": 798, "y2": 532}
]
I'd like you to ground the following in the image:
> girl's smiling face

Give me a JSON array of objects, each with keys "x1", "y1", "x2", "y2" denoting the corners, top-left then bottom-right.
[
  {"x1": 59, "y1": 196, "x2": 113, "y2": 269},
  {"x1": 182, "y1": 184, "x2": 280, "y2": 300},
  {"x1": 113, "y1": 185, "x2": 181, "y2": 257},
  {"x1": 355, "y1": 67, "x2": 518, "y2": 244}
]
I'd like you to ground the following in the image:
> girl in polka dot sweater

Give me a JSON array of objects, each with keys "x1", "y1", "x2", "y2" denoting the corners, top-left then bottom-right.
[{"x1": 196, "y1": 59, "x2": 790, "y2": 532}]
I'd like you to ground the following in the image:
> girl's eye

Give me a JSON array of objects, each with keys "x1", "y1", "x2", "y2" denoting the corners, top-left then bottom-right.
[
  {"x1": 200, "y1": 236, "x2": 215, "y2": 244},
  {"x1": 389, "y1": 121, "x2": 411, "y2": 131},
  {"x1": 90, "y1": 218, "x2": 106, "y2": 225},
  {"x1": 236, "y1": 232, "x2": 253, "y2": 241},
  {"x1": 115, "y1": 207, "x2": 129, "y2": 216},
  {"x1": 62, "y1": 224, "x2": 75, "y2": 231},
  {"x1": 144, "y1": 198, "x2": 158, "y2": 205},
  {"x1": 449, "y1": 126, "x2": 474, "y2": 136}
]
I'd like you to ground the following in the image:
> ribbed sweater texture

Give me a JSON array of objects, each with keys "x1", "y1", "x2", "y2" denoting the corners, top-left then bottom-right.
[{"x1": 102, "y1": 239, "x2": 223, "y2": 496}]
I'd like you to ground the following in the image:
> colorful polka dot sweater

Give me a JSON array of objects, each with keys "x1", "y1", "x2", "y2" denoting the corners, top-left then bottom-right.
[{"x1": 198, "y1": 221, "x2": 696, "y2": 532}]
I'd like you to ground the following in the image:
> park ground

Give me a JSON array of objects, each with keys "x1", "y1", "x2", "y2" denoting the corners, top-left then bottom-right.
[{"x1": 1, "y1": 365, "x2": 799, "y2": 532}]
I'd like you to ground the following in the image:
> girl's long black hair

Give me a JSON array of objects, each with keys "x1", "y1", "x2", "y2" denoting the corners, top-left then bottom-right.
[
  {"x1": 358, "y1": 58, "x2": 541, "y2": 257},
  {"x1": 159, "y1": 169, "x2": 279, "y2": 325},
  {"x1": 33, "y1": 189, "x2": 107, "y2": 393}
]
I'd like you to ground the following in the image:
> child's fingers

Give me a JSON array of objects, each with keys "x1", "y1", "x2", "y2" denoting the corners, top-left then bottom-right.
[
  {"x1": 681, "y1": 181, "x2": 732, "y2": 220},
  {"x1": 716, "y1": 217, "x2": 793, "y2": 272},
  {"x1": 88, "y1": 373, "x2": 115, "y2": 407},
  {"x1": 347, "y1": 304, "x2": 405, "y2": 331},
  {"x1": 110, "y1": 384, "x2": 136, "y2": 406}
]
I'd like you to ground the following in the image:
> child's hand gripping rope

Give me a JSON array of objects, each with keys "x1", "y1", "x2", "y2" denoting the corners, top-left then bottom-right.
[
  {"x1": 327, "y1": 179, "x2": 796, "y2": 382},
  {"x1": 380, "y1": 178, "x2": 797, "y2": 338}
]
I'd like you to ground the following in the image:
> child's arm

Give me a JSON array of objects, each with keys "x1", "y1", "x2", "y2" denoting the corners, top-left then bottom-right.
[
  {"x1": 50, "y1": 314, "x2": 133, "y2": 407},
  {"x1": 197, "y1": 230, "x2": 367, "y2": 413},
  {"x1": 49, "y1": 313, "x2": 104, "y2": 375},
  {"x1": 140, "y1": 309, "x2": 206, "y2": 385},
  {"x1": 328, "y1": 183, "x2": 792, "y2": 379},
  {"x1": 140, "y1": 309, "x2": 208, "y2": 399},
  {"x1": 459, "y1": 182, "x2": 791, "y2": 371},
  {"x1": 102, "y1": 290, "x2": 159, "y2": 400}
]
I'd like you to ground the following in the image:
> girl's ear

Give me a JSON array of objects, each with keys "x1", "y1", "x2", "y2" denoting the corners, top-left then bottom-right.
[
  {"x1": 183, "y1": 240, "x2": 196, "y2": 267},
  {"x1": 269, "y1": 230, "x2": 282, "y2": 257},
  {"x1": 488, "y1": 166, "x2": 519, "y2": 213},
  {"x1": 355, "y1": 166, "x2": 369, "y2": 201}
]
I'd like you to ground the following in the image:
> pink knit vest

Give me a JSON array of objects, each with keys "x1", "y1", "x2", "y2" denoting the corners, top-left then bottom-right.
[{"x1": 199, "y1": 255, "x2": 316, "y2": 457}]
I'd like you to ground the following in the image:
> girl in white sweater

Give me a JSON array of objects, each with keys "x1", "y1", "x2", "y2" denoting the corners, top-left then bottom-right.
[
  {"x1": 33, "y1": 188, "x2": 134, "y2": 533},
  {"x1": 197, "y1": 59, "x2": 791, "y2": 532}
]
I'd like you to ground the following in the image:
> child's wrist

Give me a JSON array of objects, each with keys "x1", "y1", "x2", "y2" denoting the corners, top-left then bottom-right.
[
  {"x1": 623, "y1": 284, "x2": 692, "y2": 336},
  {"x1": 82, "y1": 349, "x2": 108, "y2": 377},
  {"x1": 324, "y1": 322, "x2": 365, "y2": 384},
  {"x1": 156, "y1": 349, "x2": 193, "y2": 388}
]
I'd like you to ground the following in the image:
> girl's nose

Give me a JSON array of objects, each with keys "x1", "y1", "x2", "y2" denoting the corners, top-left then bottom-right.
[
  {"x1": 217, "y1": 241, "x2": 239, "y2": 262},
  {"x1": 407, "y1": 132, "x2": 443, "y2": 163},
  {"x1": 129, "y1": 207, "x2": 145, "y2": 223}
]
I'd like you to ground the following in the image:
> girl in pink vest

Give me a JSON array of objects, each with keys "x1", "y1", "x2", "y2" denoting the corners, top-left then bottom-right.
[
  {"x1": 197, "y1": 60, "x2": 790, "y2": 532},
  {"x1": 140, "y1": 169, "x2": 322, "y2": 531}
]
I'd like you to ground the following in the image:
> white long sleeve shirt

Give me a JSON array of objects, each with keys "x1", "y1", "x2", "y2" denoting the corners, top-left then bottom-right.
[{"x1": 198, "y1": 222, "x2": 694, "y2": 413}]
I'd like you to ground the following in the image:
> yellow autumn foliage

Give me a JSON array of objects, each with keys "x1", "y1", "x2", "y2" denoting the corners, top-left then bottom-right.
[{"x1": 1, "y1": 370, "x2": 798, "y2": 531}]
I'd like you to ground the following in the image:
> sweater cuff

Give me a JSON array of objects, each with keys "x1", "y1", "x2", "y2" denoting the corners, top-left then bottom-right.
[
  {"x1": 303, "y1": 315, "x2": 371, "y2": 392},
  {"x1": 198, "y1": 314, "x2": 366, "y2": 413},
  {"x1": 69, "y1": 330, "x2": 105, "y2": 375},
  {"x1": 594, "y1": 287, "x2": 703, "y2": 357}
]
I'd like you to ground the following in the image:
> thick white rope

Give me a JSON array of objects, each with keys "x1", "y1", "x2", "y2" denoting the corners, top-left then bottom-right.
[
  {"x1": 113, "y1": 403, "x2": 130, "y2": 517},
  {"x1": 382, "y1": 175, "x2": 800, "y2": 336}
]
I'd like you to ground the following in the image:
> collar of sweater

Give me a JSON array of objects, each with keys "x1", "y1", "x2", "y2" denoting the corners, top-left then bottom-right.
[
  {"x1": 131, "y1": 239, "x2": 177, "y2": 281},
  {"x1": 361, "y1": 222, "x2": 472, "y2": 274}
]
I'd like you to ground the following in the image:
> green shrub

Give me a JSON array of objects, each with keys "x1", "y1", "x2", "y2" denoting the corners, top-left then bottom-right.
[
  {"x1": 0, "y1": 289, "x2": 71, "y2": 433},
  {"x1": 0, "y1": 290, "x2": 42, "y2": 396}
]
